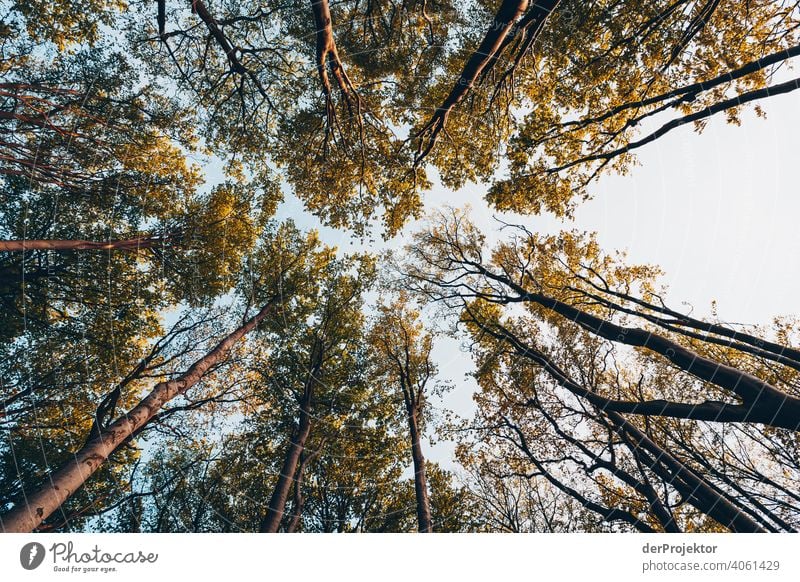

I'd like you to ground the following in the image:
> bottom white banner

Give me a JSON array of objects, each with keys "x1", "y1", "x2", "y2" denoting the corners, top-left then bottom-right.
[{"x1": 1, "y1": 533, "x2": 797, "y2": 581}]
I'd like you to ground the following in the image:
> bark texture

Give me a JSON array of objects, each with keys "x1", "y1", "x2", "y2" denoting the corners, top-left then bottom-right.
[
  {"x1": 0, "y1": 237, "x2": 162, "y2": 252},
  {"x1": 407, "y1": 406, "x2": 432, "y2": 532}
]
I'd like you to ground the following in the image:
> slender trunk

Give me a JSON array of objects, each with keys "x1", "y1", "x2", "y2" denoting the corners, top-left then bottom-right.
[
  {"x1": 524, "y1": 286, "x2": 800, "y2": 425},
  {"x1": 469, "y1": 307, "x2": 800, "y2": 432},
  {"x1": 284, "y1": 472, "x2": 305, "y2": 533},
  {"x1": 434, "y1": 0, "x2": 531, "y2": 112},
  {"x1": 0, "y1": 301, "x2": 275, "y2": 533},
  {"x1": 285, "y1": 442, "x2": 323, "y2": 533},
  {"x1": 260, "y1": 393, "x2": 313, "y2": 533},
  {"x1": 158, "y1": 0, "x2": 166, "y2": 38},
  {"x1": 467, "y1": 308, "x2": 766, "y2": 532},
  {"x1": 407, "y1": 407, "x2": 432, "y2": 533},
  {"x1": 506, "y1": 420, "x2": 657, "y2": 532},
  {"x1": 0, "y1": 237, "x2": 161, "y2": 252}
]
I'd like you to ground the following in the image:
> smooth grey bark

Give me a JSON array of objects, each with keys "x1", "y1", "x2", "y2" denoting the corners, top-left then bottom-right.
[{"x1": 259, "y1": 397, "x2": 313, "y2": 533}]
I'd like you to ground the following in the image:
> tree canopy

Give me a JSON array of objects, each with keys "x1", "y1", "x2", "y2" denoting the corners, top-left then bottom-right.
[{"x1": 1, "y1": 0, "x2": 799, "y2": 533}]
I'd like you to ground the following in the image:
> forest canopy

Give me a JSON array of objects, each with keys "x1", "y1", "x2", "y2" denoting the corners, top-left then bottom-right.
[{"x1": 1, "y1": 0, "x2": 799, "y2": 533}]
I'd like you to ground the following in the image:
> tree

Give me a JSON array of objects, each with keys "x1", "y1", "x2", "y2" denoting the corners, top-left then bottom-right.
[
  {"x1": 9, "y1": 1, "x2": 800, "y2": 234},
  {"x1": 129, "y1": 0, "x2": 459, "y2": 235},
  {"x1": 0, "y1": 302, "x2": 274, "y2": 532},
  {"x1": 287, "y1": 412, "x2": 407, "y2": 533},
  {"x1": 63, "y1": 276, "x2": 484, "y2": 533},
  {"x1": 4, "y1": 0, "x2": 800, "y2": 535},
  {"x1": 0, "y1": 48, "x2": 274, "y2": 297},
  {"x1": 369, "y1": 294, "x2": 441, "y2": 532},
  {"x1": 482, "y1": 0, "x2": 800, "y2": 214},
  {"x1": 0, "y1": 307, "x2": 222, "y2": 532},
  {"x1": 396, "y1": 208, "x2": 800, "y2": 531},
  {"x1": 6, "y1": 0, "x2": 126, "y2": 50},
  {"x1": 113, "y1": 429, "x2": 479, "y2": 532},
  {"x1": 258, "y1": 251, "x2": 377, "y2": 532}
]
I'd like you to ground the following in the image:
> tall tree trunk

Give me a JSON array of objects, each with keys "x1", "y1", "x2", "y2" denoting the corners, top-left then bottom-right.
[
  {"x1": 0, "y1": 301, "x2": 276, "y2": 533},
  {"x1": 0, "y1": 237, "x2": 162, "y2": 252},
  {"x1": 190, "y1": 0, "x2": 245, "y2": 73},
  {"x1": 407, "y1": 406, "x2": 433, "y2": 533},
  {"x1": 284, "y1": 464, "x2": 307, "y2": 533},
  {"x1": 260, "y1": 391, "x2": 314, "y2": 533},
  {"x1": 285, "y1": 442, "x2": 323, "y2": 533}
]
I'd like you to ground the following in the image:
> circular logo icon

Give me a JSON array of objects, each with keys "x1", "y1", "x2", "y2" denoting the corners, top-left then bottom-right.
[{"x1": 20, "y1": 542, "x2": 46, "y2": 570}]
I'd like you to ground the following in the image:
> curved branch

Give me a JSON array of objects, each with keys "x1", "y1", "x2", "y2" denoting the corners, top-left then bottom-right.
[
  {"x1": 545, "y1": 75, "x2": 800, "y2": 177},
  {"x1": 414, "y1": 0, "x2": 560, "y2": 164}
]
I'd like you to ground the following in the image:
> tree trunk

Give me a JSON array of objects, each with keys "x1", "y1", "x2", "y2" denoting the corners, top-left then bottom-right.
[
  {"x1": 191, "y1": 0, "x2": 245, "y2": 73},
  {"x1": 310, "y1": 0, "x2": 356, "y2": 99},
  {"x1": 285, "y1": 442, "x2": 323, "y2": 533},
  {"x1": 260, "y1": 391, "x2": 313, "y2": 533},
  {"x1": 0, "y1": 237, "x2": 162, "y2": 252},
  {"x1": 407, "y1": 407, "x2": 433, "y2": 533},
  {"x1": 0, "y1": 301, "x2": 275, "y2": 533}
]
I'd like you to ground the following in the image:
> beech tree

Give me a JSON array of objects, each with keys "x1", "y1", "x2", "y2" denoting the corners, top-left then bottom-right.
[
  {"x1": 113, "y1": 434, "x2": 477, "y2": 532},
  {"x1": 0, "y1": 221, "x2": 330, "y2": 532},
  {"x1": 396, "y1": 208, "x2": 800, "y2": 531},
  {"x1": 101, "y1": 309, "x2": 477, "y2": 532},
  {"x1": 487, "y1": 1, "x2": 800, "y2": 215},
  {"x1": 0, "y1": 49, "x2": 273, "y2": 299},
  {"x1": 369, "y1": 295, "x2": 441, "y2": 532},
  {"x1": 408, "y1": 0, "x2": 800, "y2": 216},
  {"x1": 8, "y1": 1, "x2": 800, "y2": 233},
  {"x1": 257, "y1": 252, "x2": 376, "y2": 532}
]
